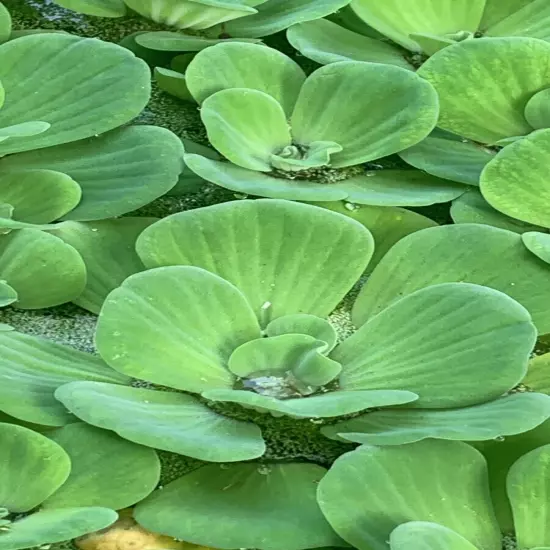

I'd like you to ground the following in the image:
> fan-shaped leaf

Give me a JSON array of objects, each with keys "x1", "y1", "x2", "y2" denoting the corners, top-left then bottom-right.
[{"x1": 484, "y1": 0, "x2": 550, "y2": 41}]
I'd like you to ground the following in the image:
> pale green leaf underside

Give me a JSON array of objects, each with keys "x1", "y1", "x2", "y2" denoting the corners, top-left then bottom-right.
[
  {"x1": 55, "y1": 382, "x2": 265, "y2": 461},
  {"x1": 322, "y1": 393, "x2": 550, "y2": 445},
  {"x1": 134, "y1": 32, "x2": 261, "y2": 51},
  {"x1": 317, "y1": 440, "x2": 501, "y2": 550},
  {"x1": 134, "y1": 463, "x2": 345, "y2": 550},
  {"x1": 522, "y1": 231, "x2": 550, "y2": 263},
  {"x1": 154, "y1": 67, "x2": 193, "y2": 102},
  {"x1": 0, "y1": 280, "x2": 16, "y2": 307},
  {"x1": 0, "y1": 330, "x2": 129, "y2": 426}
]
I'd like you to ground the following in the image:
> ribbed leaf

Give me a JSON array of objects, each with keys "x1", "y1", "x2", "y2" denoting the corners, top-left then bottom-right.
[
  {"x1": 317, "y1": 440, "x2": 501, "y2": 550},
  {"x1": 134, "y1": 463, "x2": 345, "y2": 550},
  {"x1": 134, "y1": 31, "x2": 260, "y2": 51},
  {"x1": 350, "y1": 0, "x2": 485, "y2": 51},
  {"x1": 136, "y1": 199, "x2": 373, "y2": 325},
  {"x1": 287, "y1": 19, "x2": 413, "y2": 69},
  {"x1": 418, "y1": 37, "x2": 550, "y2": 144},
  {"x1": 43, "y1": 423, "x2": 160, "y2": 509},
  {"x1": 0, "y1": 423, "x2": 70, "y2": 512},
  {"x1": 266, "y1": 314, "x2": 338, "y2": 351},
  {"x1": 522, "y1": 231, "x2": 550, "y2": 263},
  {"x1": 390, "y1": 522, "x2": 480, "y2": 550},
  {"x1": 96, "y1": 266, "x2": 261, "y2": 393},
  {"x1": 51, "y1": 218, "x2": 155, "y2": 314},
  {"x1": 0, "y1": 34, "x2": 150, "y2": 154},
  {"x1": 0, "y1": 229, "x2": 86, "y2": 309},
  {"x1": 55, "y1": 382, "x2": 265, "y2": 461},
  {"x1": 0, "y1": 330, "x2": 129, "y2": 426},
  {"x1": 0, "y1": 126, "x2": 184, "y2": 221},
  {"x1": 352, "y1": 223, "x2": 550, "y2": 334},
  {"x1": 524, "y1": 353, "x2": 550, "y2": 394},
  {"x1": 336, "y1": 283, "x2": 535, "y2": 407},
  {"x1": 484, "y1": 0, "x2": 550, "y2": 41},
  {"x1": 291, "y1": 62, "x2": 439, "y2": 167},
  {"x1": 186, "y1": 42, "x2": 305, "y2": 114},
  {"x1": 322, "y1": 393, "x2": 550, "y2": 445}
]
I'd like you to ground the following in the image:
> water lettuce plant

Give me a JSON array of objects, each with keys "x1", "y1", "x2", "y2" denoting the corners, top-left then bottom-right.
[
  {"x1": 0, "y1": 421, "x2": 160, "y2": 550},
  {"x1": 288, "y1": 0, "x2": 550, "y2": 68},
  {"x1": 180, "y1": 42, "x2": 469, "y2": 206}
]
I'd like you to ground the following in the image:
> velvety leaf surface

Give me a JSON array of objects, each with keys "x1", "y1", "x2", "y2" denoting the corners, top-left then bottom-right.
[
  {"x1": 203, "y1": 388, "x2": 417, "y2": 419},
  {"x1": 480, "y1": 129, "x2": 550, "y2": 227},
  {"x1": 508, "y1": 444, "x2": 550, "y2": 549},
  {"x1": 317, "y1": 440, "x2": 501, "y2": 550},
  {"x1": 55, "y1": 382, "x2": 266, "y2": 461},
  {"x1": 52, "y1": 218, "x2": 156, "y2": 314},
  {"x1": 220, "y1": 0, "x2": 352, "y2": 38},
  {"x1": 0, "y1": 126, "x2": 184, "y2": 221},
  {"x1": 201, "y1": 89, "x2": 291, "y2": 171},
  {"x1": 451, "y1": 189, "x2": 544, "y2": 233},
  {"x1": 399, "y1": 130, "x2": 496, "y2": 185},
  {"x1": 524, "y1": 88, "x2": 550, "y2": 128},
  {"x1": 266, "y1": 314, "x2": 338, "y2": 351},
  {"x1": 291, "y1": 62, "x2": 439, "y2": 167},
  {"x1": 186, "y1": 42, "x2": 305, "y2": 114},
  {"x1": 0, "y1": 280, "x2": 16, "y2": 307},
  {"x1": 134, "y1": 32, "x2": 260, "y2": 51},
  {"x1": 479, "y1": 0, "x2": 533, "y2": 30},
  {"x1": 134, "y1": 463, "x2": 345, "y2": 550},
  {"x1": 322, "y1": 393, "x2": 550, "y2": 445},
  {"x1": 0, "y1": 423, "x2": 70, "y2": 512},
  {"x1": 0, "y1": 170, "x2": 80, "y2": 223},
  {"x1": 0, "y1": 330, "x2": 129, "y2": 426},
  {"x1": 0, "y1": 34, "x2": 150, "y2": 154},
  {"x1": 522, "y1": 231, "x2": 550, "y2": 263},
  {"x1": 0, "y1": 229, "x2": 86, "y2": 309},
  {"x1": 352, "y1": 223, "x2": 550, "y2": 334},
  {"x1": 390, "y1": 522, "x2": 480, "y2": 550},
  {"x1": 136, "y1": 199, "x2": 373, "y2": 324},
  {"x1": 336, "y1": 283, "x2": 535, "y2": 407},
  {"x1": 43, "y1": 423, "x2": 160, "y2": 509},
  {"x1": 0, "y1": 508, "x2": 118, "y2": 550},
  {"x1": 484, "y1": 0, "x2": 550, "y2": 41},
  {"x1": 287, "y1": 19, "x2": 413, "y2": 69},
  {"x1": 417, "y1": 37, "x2": 550, "y2": 144},
  {"x1": 96, "y1": 266, "x2": 260, "y2": 393},
  {"x1": 349, "y1": 0, "x2": 485, "y2": 51}
]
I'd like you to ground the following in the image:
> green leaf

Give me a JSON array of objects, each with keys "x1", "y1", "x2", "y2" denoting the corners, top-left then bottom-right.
[
  {"x1": 350, "y1": 0, "x2": 485, "y2": 51},
  {"x1": 0, "y1": 126, "x2": 184, "y2": 221},
  {"x1": 417, "y1": 37, "x2": 550, "y2": 144},
  {"x1": 55, "y1": 382, "x2": 266, "y2": 461},
  {"x1": 51, "y1": 218, "x2": 156, "y2": 314},
  {"x1": 287, "y1": 19, "x2": 413, "y2": 69},
  {"x1": 314, "y1": 201, "x2": 437, "y2": 272},
  {"x1": 321, "y1": 393, "x2": 550, "y2": 445},
  {"x1": 291, "y1": 62, "x2": 439, "y2": 167},
  {"x1": 0, "y1": 34, "x2": 150, "y2": 155},
  {"x1": 203, "y1": 388, "x2": 418, "y2": 418},
  {"x1": 480, "y1": 129, "x2": 550, "y2": 227},
  {"x1": 328, "y1": 170, "x2": 465, "y2": 206},
  {"x1": 0, "y1": 281, "x2": 16, "y2": 307},
  {"x1": 43, "y1": 423, "x2": 160, "y2": 509},
  {"x1": 524, "y1": 88, "x2": 550, "y2": 128},
  {"x1": 266, "y1": 314, "x2": 338, "y2": 351},
  {"x1": 154, "y1": 67, "x2": 193, "y2": 102},
  {"x1": 220, "y1": 0, "x2": 353, "y2": 38},
  {"x1": 522, "y1": 231, "x2": 550, "y2": 263},
  {"x1": 0, "y1": 229, "x2": 86, "y2": 309},
  {"x1": 136, "y1": 199, "x2": 373, "y2": 324},
  {"x1": 52, "y1": 0, "x2": 126, "y2": 17},
  {"x1": 484, "y1": 0, "x2": 550, "y2": 41},
  {"x1": 184, "y1": 154, "x2": 351, "y2": 201},
  {"x1": 352, "y1": 223, "x2": 550, "y2": 334},
  {"x1": 317, "y1": 440, "x2": 501, "y2": 550},
  {"x1": 0, "y1": 423, "x2": 70, "y2": 512},
  {"x1": 186, "y1": 42, "x2": 305, "y2": 115},
  {"x1": 337, "y1": 283, "x2": 535, "y2": 407},
  {"x1": 134, "y1": 462, "x2": 345, "y2": 550},
  {"x1": 409, "y1": 32, "x2": 458, "y2": 56},
  {"x1": 399, "y1": 130, "x2": 496, "y2": 186},
  {"x1": 0, "y1": 170, "x2": 81, "y2": 223},
  {"x1": 507, "y1": 444, "x2": 550, "y2": 549},
  {"x1": 524, "y1": 353, "x2": 550, "y2": 393},
  {"x1": 0, "y1": 508, "x2": 118, "y2": 550},
  {"x1": 96, "y1": 266, "x2": 260, "y2": 392},
  {"x1": 201, "y1": 89, "x2": 291, "y2": 172},
  {"x1": 0, "y1": 2, "x2": 11, "y2": 44},
  {"x1": 134, "y1": 32, "x2": 261, "y2": 51},
  {"x1": 390, "y1": 522, "x2": 480, "y2": 550},
  {"x1": 451, "y1": 189, "x2": 544, "y2": 233},
  {"x1": 0, "y1": 330, "x2": 129, "y2": 426},
  {"x1": 0, "y1": 121, "x2": 50, "y2": 143}
]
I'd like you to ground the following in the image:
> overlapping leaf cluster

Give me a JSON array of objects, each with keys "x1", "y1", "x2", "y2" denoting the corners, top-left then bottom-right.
[{"x1": 3, "y1": 1, "x2": 550, "y2": 550}]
